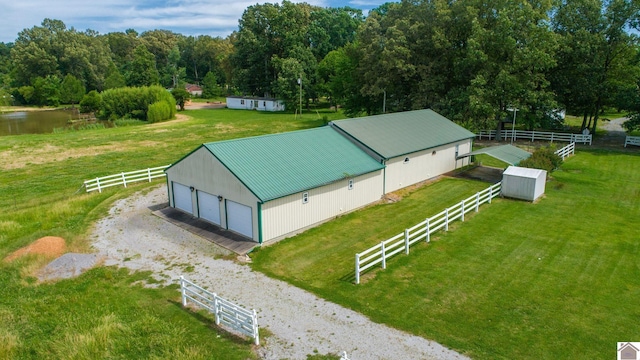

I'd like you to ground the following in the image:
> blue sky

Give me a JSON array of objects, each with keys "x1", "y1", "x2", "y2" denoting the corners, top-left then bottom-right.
[{"x1": 0, "y1": 0, "x2": 389, "y2": 43}]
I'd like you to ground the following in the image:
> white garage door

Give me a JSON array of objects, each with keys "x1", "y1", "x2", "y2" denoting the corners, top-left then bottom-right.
[
  {"x1": 197, "y1": 191, "x2": 221, "y2": 225},
  {"x1": 226, "y1": 200, "x2": 253, "y2": 238},
  {"x1": 172, "y1": 182, "x2": 193, "y2": 214}
]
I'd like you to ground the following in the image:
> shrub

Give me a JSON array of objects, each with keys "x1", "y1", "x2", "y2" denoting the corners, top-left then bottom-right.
[
  {"x1": 99, "y1": 85, "x2": 175, "y2": 121},
  {"x1": 518, "y1": 145, "x2": 563, "y2": 173},
  {"x1": 80, "y1": 90, "x2": 102, "y2": 114},
  {"x1": 147, "y1": 101, "x2": 171, "y2": 123}
]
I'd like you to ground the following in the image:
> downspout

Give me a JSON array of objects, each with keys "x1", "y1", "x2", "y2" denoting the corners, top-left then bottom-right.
[
  {"x1": 257, "y1": 202, "x2": 263, "y2": 244},
  {"x1": 165, "y1": 177, "x2": 171, "y2": 207},
  {"x1": 382, "y1": 159, "x2": 387, "y2": 195}
]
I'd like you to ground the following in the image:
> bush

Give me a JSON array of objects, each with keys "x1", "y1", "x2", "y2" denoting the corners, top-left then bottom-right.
[
  {"x1": 518, "y1": 145, "x2": 563, "y2": 173},
  {"x1": 147, "y1": 101, "x2": 172, "y2": 123},
  {"x1": 99, "y1": 85, "x2": 175, "y2": 121},
  {"x1": 80, "y1": 90, "x2": 102, "y2": 114}
]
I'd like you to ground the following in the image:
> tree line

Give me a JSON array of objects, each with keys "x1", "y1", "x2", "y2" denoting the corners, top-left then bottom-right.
[{"x1": 0, "y1": 0, "x2": 639, "y2": 132}]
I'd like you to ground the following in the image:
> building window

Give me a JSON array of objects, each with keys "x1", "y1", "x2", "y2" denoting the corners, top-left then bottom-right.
[
  {"x1": 348, "y1": 179, "x2": 354, "y2": 190},
  {"x1": 302, "y1": 192, "x2": 309, "y2": 204},
  {"x1": 240, "y1": 99, "x2": 245, "y2": 105},
  {"x1": 263, "y1": 101, "x2": 266, "y2": 106},
  {"x1": 403, "y1": 157, "x2": 410, "y2": 164}
]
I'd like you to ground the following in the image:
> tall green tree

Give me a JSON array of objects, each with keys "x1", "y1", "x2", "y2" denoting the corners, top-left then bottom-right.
[
  {"x1": 126, "y1": 45, "x2": 159, "y2": 87},
  {"x1": 202, "y1": 71, "x2": 223, "y2": 98},
  {"x1": 551, "y1": 0, "x2": 640, "y2": 133},
  {"x1": 60, "y1": 74, "x2": 85, "y2": 105}
]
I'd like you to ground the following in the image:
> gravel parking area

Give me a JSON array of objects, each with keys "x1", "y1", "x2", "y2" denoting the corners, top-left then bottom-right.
[{"x1": 90, "y1": 185, "x2": 469, "y2": 360}]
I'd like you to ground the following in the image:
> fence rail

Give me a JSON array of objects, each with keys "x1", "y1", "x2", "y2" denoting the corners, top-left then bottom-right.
[
  {"x1": 477, "y1": 130, "x2": 592, "y2": 145},
  {"x1": 84, "y1": 165, "x2": 170, "y2": 193},
  {"x1": 554, "y1": 142, "x2": 575, "y2": 160},
  {"x1": 355, "y1": 182, "x2": 502, "y2": 284},
  {"x1": 625, "y1": 136, "x2": 640, "y2": 147},
  {"x1": 180, "y1": 276, "x2": 259, "y2": 345}
]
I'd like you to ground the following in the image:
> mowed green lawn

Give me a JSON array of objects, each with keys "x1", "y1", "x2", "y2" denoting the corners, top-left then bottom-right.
[
  {"x1": 251, "y1": 150, "x2": 640, "y2": 359},
  {"x1": 0, "y1": 108, "x2": 342, "y2": 359}
]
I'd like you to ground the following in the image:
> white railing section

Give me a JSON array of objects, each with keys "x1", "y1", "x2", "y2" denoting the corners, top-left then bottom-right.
[
  {"x1": 180, "y1": 276, "x2": 259, "y2": 345},
  {"x1": 354, "y1": 182, "x2": 502, "y2": 284},
  {"x1": 554, "y1": 142, "x2": 575, "y2": 160},
  {"x1": 625, "y1": 136, "x2": 640, "y2": 147},
  {"x1": 84, "y1": 165, "x2": 170, "y2": 193},
  {"x1": 477, "y1": 130, "x2": 592, "y2": 145}
]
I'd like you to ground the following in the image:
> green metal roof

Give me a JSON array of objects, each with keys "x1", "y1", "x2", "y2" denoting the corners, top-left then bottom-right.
[
  {"x1": 463, "y1": 145, "x2": 532, "y2": 165},
  {"x1": 203, "y1": 127, "x2": 385, "y2": 202},
  {"x1": 330, "y1": 109, "x2": 476, "y2": 159}
]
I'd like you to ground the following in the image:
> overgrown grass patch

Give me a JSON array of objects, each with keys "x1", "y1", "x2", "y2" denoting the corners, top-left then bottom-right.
[{"x1": 251, "y1": 150, "x2": 640, "y2": 359}]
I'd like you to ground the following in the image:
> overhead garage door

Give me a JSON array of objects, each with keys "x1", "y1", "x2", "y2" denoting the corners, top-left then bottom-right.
[
  {"x1": 197, "y1": 191, "x2": 221, "y2": 225},
  {"x1": 173, "y1": 182, "x2": 193, "y2": 214},
  {"x1": 226, "y1": 200, "x2": 253, "y2": 238}
]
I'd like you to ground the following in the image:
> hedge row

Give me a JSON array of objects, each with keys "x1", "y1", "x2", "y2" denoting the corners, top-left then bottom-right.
[{"x1": 99, "y1": 85, "x2": 176, "y2": 121}]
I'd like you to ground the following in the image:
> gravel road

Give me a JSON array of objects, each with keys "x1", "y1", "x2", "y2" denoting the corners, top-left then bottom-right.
[{"x1": 90, "y1": 185, "x2": 469, "y2": 360}]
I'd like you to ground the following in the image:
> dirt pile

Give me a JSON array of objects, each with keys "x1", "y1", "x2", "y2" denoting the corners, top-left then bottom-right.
[{"x1": 4, "y1": 236, "x2": 66, "y2": 262}]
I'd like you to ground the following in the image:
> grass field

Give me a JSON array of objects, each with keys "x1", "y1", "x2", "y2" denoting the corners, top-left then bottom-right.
[
  {"x1": 2, "y1": 107, "x2": 639, "y2": 359},
  {"x1": 251, "y1": 149, "x2": 640, "y2": 359},
  {"x1": 0, "y1": 108, "x2": 342, "y2": 358}
]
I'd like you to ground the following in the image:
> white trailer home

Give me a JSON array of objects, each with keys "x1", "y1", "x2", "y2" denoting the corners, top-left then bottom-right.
[{"x1": 226, "y1": 96, "x2": 285, "y2": 112}]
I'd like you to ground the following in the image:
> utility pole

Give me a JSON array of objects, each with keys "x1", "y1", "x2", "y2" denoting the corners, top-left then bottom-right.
[
  {"x1": 298, "y1": 74, "x2": 302, "y2": 119},
  {"x1": 383, "y1": 90, "x2": 386, "y2": 113},
  {"x1": 508, "y1": 108, "x2": 518, "y2": 144}
]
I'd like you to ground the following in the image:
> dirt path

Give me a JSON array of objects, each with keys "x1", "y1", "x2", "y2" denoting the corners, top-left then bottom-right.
[
  {"x1": 90, "y1": 185, "x2": 469, "y2": 360},
  {"x1": 593, "y1": 117, "x2": 629, "y2": 148}
]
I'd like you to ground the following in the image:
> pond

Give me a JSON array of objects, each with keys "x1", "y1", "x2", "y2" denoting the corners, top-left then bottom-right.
[{"x1": 0, "y1": 109, "x2": 94, "y2": 136}]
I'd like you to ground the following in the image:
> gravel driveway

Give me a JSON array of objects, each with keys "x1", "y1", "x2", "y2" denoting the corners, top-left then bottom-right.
[{"x1": 90, "y1": 185, "x2": 469, "y2": 360}]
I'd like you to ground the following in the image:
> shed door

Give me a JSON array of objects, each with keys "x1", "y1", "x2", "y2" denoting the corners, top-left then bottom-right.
[
  {"x1": 226, "y1": 200, "x2": 253, "y2": 238},
  {"x1": 173, "y1": 182, "x2": 193, "y2": 214},
  {"x1": 197, "y1": 191, "x2": 220, "y2": 225}
]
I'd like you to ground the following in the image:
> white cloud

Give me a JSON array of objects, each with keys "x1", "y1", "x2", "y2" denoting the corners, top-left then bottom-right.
[
  {"x1": 0, "y1": 0, "x2": 387, "y2": 43},
  {"x1": 0, "y1": 0, "x2": 256, "y2": 42}
]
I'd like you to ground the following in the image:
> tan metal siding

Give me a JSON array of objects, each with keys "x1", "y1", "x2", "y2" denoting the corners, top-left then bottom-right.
[
  {"x1": 166, "y1": 147, "x2": 260, "y2": 241},
  {"x1": 261, "y1": 170, "x2": 384, "y2": 243},
  {"x1": 385, "y1": 140, "x2": 472, "y2": 193}
]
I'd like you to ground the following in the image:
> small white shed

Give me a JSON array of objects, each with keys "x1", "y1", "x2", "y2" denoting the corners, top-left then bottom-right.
[{"x1": 501, "y1": 166, "x2": 547, "y2": 202}]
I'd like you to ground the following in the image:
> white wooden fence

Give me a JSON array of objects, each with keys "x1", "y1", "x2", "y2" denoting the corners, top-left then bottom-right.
[
  {"x1": 477, "y1": 130, "x2": 592, "y2": 145},
  {"x1": 625, "y1": 136, "x2": 640, "y2": 147},
  {"x1": 180, "y1": 276, "x2": 259, "y2": 345},
  {"x1": 84, "y1": 165, "x2": 170, "y2": 193},
  {"x1": 554, "y1": 142, "x2": 575, "y2": 160},
  {"x1": 354, "y1": 182, "x2": 502, "y2": 284}
]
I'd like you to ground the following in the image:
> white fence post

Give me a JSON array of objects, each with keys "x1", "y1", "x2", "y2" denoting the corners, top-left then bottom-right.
[
  {"x1": 425, "y1": 218, "x2": 430, "y2": 242},
  {"x1": 214, "y1": 294, "x2": 220, "y2": 325},
  {"x1": 253, "y1": 309, "x2": 259, "y2": 345},
  {"x1": 355, "y1": 254, "x2": 360, "y2": 284},
  {"x1": 445, "y1": 208, "x2": 449, "y2": 231},
  {"x1": 475, "y1": 193, "x2": 480, "y2": 212},
  {"x1": 488, "y1": 187, "x2": 492, "y2": 204},
  {"x1": 148, "y1": 168, "x2": 152, "y2": 182},
  {"x1": 461, "y1": 200, "x2": 465, "y2": 222},
  {"x1": 96, "y1": 178, "x2": 102, "y2": 193},
  {"x1": 404, "y1": 229, "x2": 410, "y2": 254},
  {"x1": 121, "y1": 172, "x2": 127, "y2": 188},
  {"x1": 381, "y1": 241, "x2": 386, "y2": 269},
  {"x1": 180, "y1": 276, "x2": 186, "y2": 306}
]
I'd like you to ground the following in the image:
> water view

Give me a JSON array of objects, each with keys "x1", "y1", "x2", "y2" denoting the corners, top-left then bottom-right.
[{"x1": 0, "y1": 109, "x2": 84, "y2": 136}]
